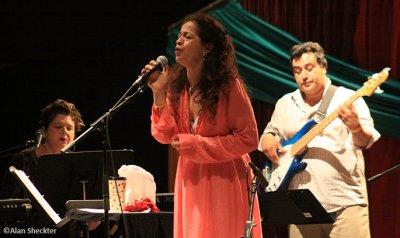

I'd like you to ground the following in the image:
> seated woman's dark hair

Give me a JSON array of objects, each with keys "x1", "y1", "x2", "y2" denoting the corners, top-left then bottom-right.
[{"x1": 39, "y1": 99, "x2": 85, "y2": 132}]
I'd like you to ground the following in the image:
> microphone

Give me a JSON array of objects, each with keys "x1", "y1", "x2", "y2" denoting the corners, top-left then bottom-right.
[
  {"x1": 35, "y1": 129, "x2": 44, "y2": 149},
  {"x1": 132, "y1": 55, "x2": 168, "y2": 87},
  {"x1": 25, "y1": 140, "x2": 36, "y2": 147},
  {"x1": 248, "y1": 162, "x2": 269, "y2": 188}
]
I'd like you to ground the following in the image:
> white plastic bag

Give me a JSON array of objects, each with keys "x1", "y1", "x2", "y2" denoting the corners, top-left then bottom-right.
[{"x1": 118, "y1": 165, "x2": 156, "y2": 206}]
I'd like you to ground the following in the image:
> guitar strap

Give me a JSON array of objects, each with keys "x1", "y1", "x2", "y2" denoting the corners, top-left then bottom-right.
[{"x1": 316, "y1": 84, "x2": 337, "y2": 120}]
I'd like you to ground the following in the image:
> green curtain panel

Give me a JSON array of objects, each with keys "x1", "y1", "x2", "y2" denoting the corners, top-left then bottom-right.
[{"x1": 166, "y1": 0, "x2": 400, "y2": 138}]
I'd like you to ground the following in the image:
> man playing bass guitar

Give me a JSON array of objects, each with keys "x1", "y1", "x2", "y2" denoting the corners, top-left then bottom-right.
[{"x1": 258, "y1": 42, "x2": 383, "y2": 238}]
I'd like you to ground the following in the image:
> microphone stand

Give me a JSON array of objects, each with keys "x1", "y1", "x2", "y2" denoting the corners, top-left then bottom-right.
[
  {"x1": 61, "y1": 79, "x2": 148, "y2": 153},
  {"x1": 242, "y1": 162, "x2": 268, "y2": 238},
  {"x1": 242, "y1": 175, "x2": 257, "y2": 238},
  {"x1": 61, "y1": 82, "x2": 148, "y2": 238},
  {"x1": 0, "y1": 140, "x2": 36, "y2": 159},
  {"x1": 367, "y1": 163, "x2": 400, "y2": 182}
]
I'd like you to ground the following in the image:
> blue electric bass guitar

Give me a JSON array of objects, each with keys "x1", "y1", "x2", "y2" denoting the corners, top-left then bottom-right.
[{"x1": 264, "y1": 67, "x2": 390, "y2": 192}]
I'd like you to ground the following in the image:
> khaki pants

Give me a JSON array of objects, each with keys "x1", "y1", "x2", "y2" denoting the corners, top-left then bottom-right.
[{"x1": 289, "y1": 205, "x2": 370, "y2": 238}]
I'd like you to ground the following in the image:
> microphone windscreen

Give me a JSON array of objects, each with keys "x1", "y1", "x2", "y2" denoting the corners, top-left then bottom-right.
[{"x1": 156, "y1": 55, "x2": 168, "y2": 66}]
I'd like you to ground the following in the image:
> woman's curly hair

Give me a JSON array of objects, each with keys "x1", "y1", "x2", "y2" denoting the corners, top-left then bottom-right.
[
  {"x1": 39, "y1": 99, "x2": 85, "y2": 132},
  {"x1": 168, "y1": 14, "x2": 246, "y2": 117}
]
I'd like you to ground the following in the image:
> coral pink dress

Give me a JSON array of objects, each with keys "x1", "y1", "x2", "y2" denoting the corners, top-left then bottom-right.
[{"x1": 151, "y1": 79, "x2": 263, "y2": 238}]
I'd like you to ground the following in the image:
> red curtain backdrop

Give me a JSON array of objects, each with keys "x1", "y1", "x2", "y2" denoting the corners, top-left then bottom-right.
[
  {"x1": 354, "y1": 0, "x2": 400, "y2": 77},
  {"x1": 240, "y1": 0, "x2": 400, "y2": 237}
]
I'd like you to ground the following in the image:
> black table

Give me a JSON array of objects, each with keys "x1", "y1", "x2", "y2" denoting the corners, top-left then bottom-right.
[{"x1": 65, "y1": 209, "x2": 173, "y2": 238}]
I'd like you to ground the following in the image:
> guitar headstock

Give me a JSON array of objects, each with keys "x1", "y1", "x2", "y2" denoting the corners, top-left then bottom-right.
[{"x1": 359, "y1": 67, "x2": 390, "y2": 97}]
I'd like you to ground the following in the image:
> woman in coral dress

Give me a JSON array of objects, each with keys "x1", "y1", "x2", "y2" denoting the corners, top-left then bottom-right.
[{"x1": 143, "y1": 14, "x2": 263, "y2": 238}]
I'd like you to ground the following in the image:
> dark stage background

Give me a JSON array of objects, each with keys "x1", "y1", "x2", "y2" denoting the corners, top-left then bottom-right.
[
  {"x1": 1, "y1": 1, "x2": 399, "y2": 237},
  {"x1": 0, "y1": 0, "x2": 215, "y2": 194}
]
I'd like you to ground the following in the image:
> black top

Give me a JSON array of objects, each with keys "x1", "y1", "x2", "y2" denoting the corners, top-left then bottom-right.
[
  {"x1": 0, "y1": 147, "x2": 55, "y2": 229},
  {"x1": 0, "y1": 147, "x2": 38, "y2": 199}
]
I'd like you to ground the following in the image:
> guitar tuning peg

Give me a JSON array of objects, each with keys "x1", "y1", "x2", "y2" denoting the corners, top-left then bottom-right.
[
  {"x1": 371, "y1": 73, "x2": 380, "y2": 78},
  {"x1": 374, "y1": 87, "x2": 384, "y2": 94}
]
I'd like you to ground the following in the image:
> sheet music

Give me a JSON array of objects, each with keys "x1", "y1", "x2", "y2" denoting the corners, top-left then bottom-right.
[
  {"x1": 78, "y1": 208, "x2": 150, "y2": 213},
  {"x1": 9, "y1": 166, "x2": 62, "y2": 224}
]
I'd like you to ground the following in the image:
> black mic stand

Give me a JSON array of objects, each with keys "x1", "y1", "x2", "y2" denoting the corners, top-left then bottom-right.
[
  {"x1": 242, "y1": 162, "x2": 269, "y2": 238},
  {"x1": 242, "y1": 175, "x2": 257, "y2": 238},
  {"x1": 0, "y1": 140, "x2": 36, "y2": 159},
  {"x1": 61, "y1": 82, "x2": 148, "y2": 238},
  {"x1": 367, "y1": 163, "x2": 400, "y2": 182}
]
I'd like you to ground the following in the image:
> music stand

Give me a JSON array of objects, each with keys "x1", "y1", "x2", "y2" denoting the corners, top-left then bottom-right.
[
  {"x1": 9, "y1": 166, "x2": 70, "y2": 228},
  {"x1": 31, "y1": 149, "x2": 134, "y2": 217},
  {"x1": 258, "y1": 189, "x2": 333, "y2": 224}
]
